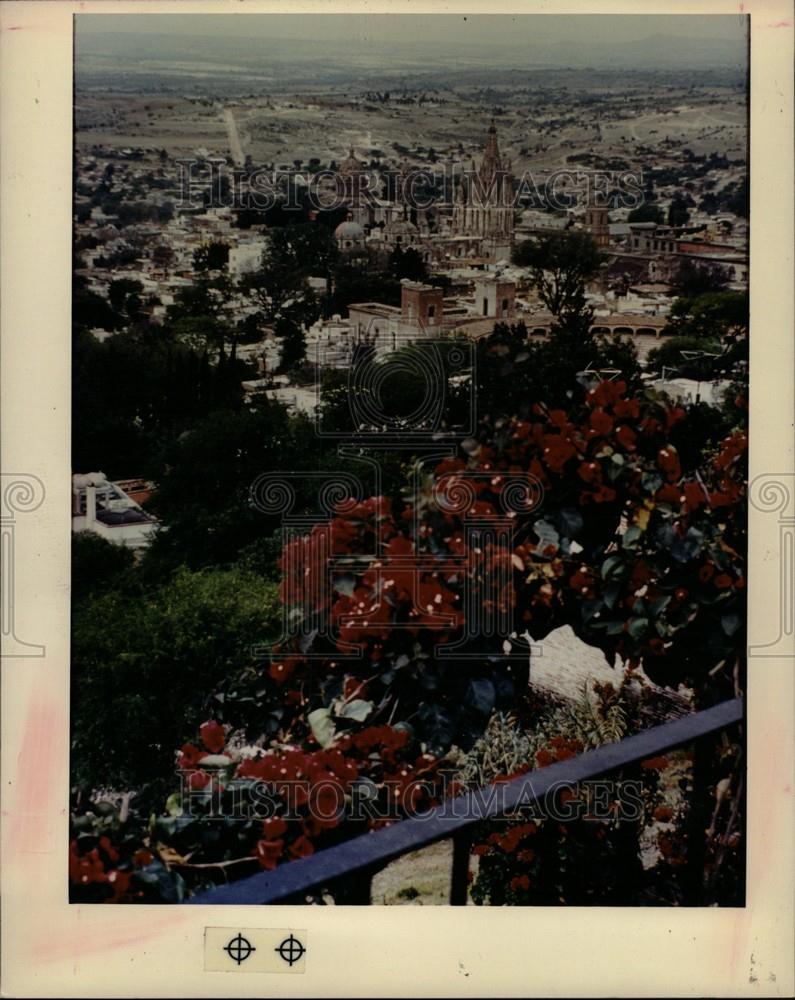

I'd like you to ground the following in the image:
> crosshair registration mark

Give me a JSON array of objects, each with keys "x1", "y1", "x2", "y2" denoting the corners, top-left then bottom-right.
[
  {"x1": 275, "y1": 934, "x2": 305, "y2": 966},
  {"x1": 224, "y1": 933, "x2": 256, "y2": 965}
]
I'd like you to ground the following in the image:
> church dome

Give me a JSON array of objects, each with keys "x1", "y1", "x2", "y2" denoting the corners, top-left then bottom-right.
[
  {"x1": 334, "y1": 218, "x2": 365, "y2": 240},
  {"x1": 384, "y1": 218, "x2": 418, "y2": 235}
]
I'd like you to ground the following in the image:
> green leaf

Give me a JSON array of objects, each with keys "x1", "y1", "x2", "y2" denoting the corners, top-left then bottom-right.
[
  {"x1": 627, "y1": 617, "x2": 649, "y2": 640},
  {"x1": 165, "y1": 793, "x2": 183, "y2": 817},
  {"x1": 642, "y1": 471, "x2": 663, "y2": 493},
  {"x1": 337, "y1": 698, "x2": 374, "y2": 722},
  {"x1": 721, "y1": 612, "x2": 741, "y2": 636},
  {"x1": 601, "y1": 554, "x2": 626, "y2": 580},
  {"x1": 466, "y1": 679, "x2": 496, "y2": 716},
  {"x1": 307, "y1": 707, "x2": 336, "y2": 748},
  {"x1": 622, "y1": 526, "x2": 642, "y2": 550}
]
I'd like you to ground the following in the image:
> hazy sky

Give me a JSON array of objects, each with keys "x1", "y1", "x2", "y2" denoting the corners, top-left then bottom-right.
[{"x1": 76, "y1": 12, "x2": 748, "y2": 47}]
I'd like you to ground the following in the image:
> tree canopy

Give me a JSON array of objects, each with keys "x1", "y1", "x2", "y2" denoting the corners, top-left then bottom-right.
[{"x1": 512, "y1": 231, "x2": 602, "y2": 320}]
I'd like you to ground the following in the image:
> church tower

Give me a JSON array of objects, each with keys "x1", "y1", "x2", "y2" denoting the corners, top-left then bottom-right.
[
  {"x1": 584, "y1": 188, "x2": 610, "y2": 248},
  {"x1": 452, "y1": 119, "x2": 514, "y2": 248}
]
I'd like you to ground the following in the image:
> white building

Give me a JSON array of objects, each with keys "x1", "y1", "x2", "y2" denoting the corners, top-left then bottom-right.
[{"x1": 72, "y1": 473, "x2": 159, "y2": 549}]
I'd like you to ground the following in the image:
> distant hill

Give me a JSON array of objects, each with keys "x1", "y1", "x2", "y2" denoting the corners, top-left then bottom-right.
[{"x1": 74, "y1": 29, "x2": 747, "y2": 94}]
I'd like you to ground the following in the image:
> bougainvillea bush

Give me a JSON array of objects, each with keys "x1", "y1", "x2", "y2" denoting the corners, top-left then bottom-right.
[{"x1": 69, "y1": 380, "x2": 747, "y2": 903}]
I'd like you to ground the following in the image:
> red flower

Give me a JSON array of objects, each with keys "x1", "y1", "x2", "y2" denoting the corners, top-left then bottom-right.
[
  {"x1": 308, "y1": 781, "x2": 344, "y2": 827},
  {"x1": 436, "y1": 457, "x2": 466, "y2": 476},
  {"x1": 254, "y1": 838, "x2": 284, "y2": 870},
  {"x1": 588, "y1": 380, "x2": 626, "y2": 408},
  {"x1": 543, "y1": 436, "x2": 577, "y2": 473},
  {"x1": 385, "y1": 533, "x2": 414, "y2": 557},
  {"x1": 615, "y1": 424, "x2": 637, "y2": 452},
  {"x1": 657, "y1": 447, "x2": 681, "y2": 482},
  {"x1": 586, "y1": 485, "x2": 617, "y2": 504},
  {"x1": 69, "y1": 845, "x2": 106, "y2": 885},
  {"x1": 288, "y1": 835, "x2": 315, "y2": 860},
  {"x1": 262, "y1": 816, "x2": 288, "y2": 840},
  {"x1": 641, "y1": 756, "x2": 669, "y2": 771},
  {"x1": 188, "y1": 769, "x2": 211, "y2": 790},
  {"x1": 178, "y1": 743, "x2": 206, "y2": 769},
  {"x1": 569, "y1": 567, "x2": 596, "y2": 595},
  {"x1": 699, "y1": 563, "x2": 715, "y2": 583},
  {"x1": 614, "y1": 397, "x2": 640, "y2": 419},
  {"x1": 237, "y1": 753, "x2": 281, "y2": 783},
  {"x1": 467, "y1": 500, "x2": 497, "y2": 517},
  {"x1": 199, "y1": 720, "x2": 226, "y2": 754},
  {"x1": 99, "y1": 835, "x2": 119, "y2": 864},
  {"x1": 656, "y1": 484, "x2": 681, "y2": 503},
  {"x1": 133, "y1": 848, "x2": 153, "y2": 867},
  {"x1": 589, "y1": 408, "x2": 614, "y2": 436},
  {"x1": 714, "y1": 574, "x2": 733, "y2": 589},
  {"x1": 106, "y1": 869, "x2": 132, "y2": 902},
  {"x1": 269, "y1": 658, "x2": 297, "y2": 685},
  {"x1": 510, "y1": 875, "x2": 531, "y2": 892},
  {"x1": 665, "y1": 406, "x2": 686, "y2": 429},
  {"x1": 684, "y1": 481, "x2": 706, "y2": 512},
  {"x1": 578, "y1": 461, "x2": 602, "y2": 485}
]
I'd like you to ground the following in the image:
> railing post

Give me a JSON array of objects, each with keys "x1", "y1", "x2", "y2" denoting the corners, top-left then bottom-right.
[
  {"x1": 684, "y1": 736, "x2": 711, "y2": 905},
  {"x1": 450, "y1": 829, "x2": 473, "y2": 906},
  {"x1": 331, "y1": 867, "x2": 376, "y2": 905}
]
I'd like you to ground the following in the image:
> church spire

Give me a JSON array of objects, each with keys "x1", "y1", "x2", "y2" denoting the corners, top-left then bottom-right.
[
  {"x1": 478, "y1": 118, "x2": 503, "y2": 187},
  {"x1": 484, "y1": 117, "x2": 500, "y2": 162}
]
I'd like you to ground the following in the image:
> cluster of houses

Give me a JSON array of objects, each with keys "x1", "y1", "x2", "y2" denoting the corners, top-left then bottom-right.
[{"x1": 73, "y1": 123, "x2": 747, "y2": 549}]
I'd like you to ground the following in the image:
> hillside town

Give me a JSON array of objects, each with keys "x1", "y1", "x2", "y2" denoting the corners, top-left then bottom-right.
[
  {"x1": 74, "y1": 107, "x2": 748, "y2": 540},
  {"x1": 69, "y1": 11, "x2": 751, "y2": 920}
]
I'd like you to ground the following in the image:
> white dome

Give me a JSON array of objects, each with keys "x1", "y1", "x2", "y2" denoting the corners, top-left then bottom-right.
[
  {"x1": 385, "y1": 218, "x2": 418, "y2": 235},
  {"x1": 334, "y1": 219, "x2": 365, "y2": 240}
]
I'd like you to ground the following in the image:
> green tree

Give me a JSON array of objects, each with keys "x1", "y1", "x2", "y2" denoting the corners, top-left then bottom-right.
[
  {"x1": 647, "y1": 335, "x2": 722, "y2": 378},
  {"x1": 512, "y1": 231, "x2": 602, "y2": 321},
  {"x1": 142, "y1": 403, "x2": 360, "y2": 574},
  {"x1": 166, "y1": 273, "x2": 237, "y2": 357},
  {"x1": 72, "y1": 325, "x2": 244, "y2": 476},
  {"x1": 330, "y1": 263, "x2": 402, "y2": 315},
  {"x1": 71, "y1": 531, "x2": 135, "y2": 603},
  {"x1": 108, "y1": 278, "x2": 144, "y2": 321},
  {"x1": 388, "y1": 246, "x2": 428, "y2": 282},
  {"x1": 71, "y1": 566, "x2": 282, "y2": 793},
  {"x1": 627, "y1": 203, "x2": 664, "y2": 224},
  {"x1": 665, "y1": 291, "x2": 748, "y2": 342},
  {"x1": 671, "y1": 259, "x2": 729, "y2": 298},
  {"x1": 275, "y1": 316, "x2": 306, "y2": 372},
  {"x1": 243, "y1": 223, "x2": 337, "y2": 326},
  {"x1": 193, "y1": 240, "x2": 230, "y2": 272},
  {"x1": 667, "y1": 193, "x2": 691, "y2": 227}
]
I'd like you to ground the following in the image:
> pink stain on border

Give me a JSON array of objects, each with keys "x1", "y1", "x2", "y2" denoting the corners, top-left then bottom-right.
[
  {"x1": 33, "y1": 912, "x2": 191, "y2": 963},
  {"x1": 6, "y1": 692, "x2": 63, "y2": 857}
]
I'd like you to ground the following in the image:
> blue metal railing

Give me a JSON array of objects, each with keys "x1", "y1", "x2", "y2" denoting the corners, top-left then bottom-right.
[{"x1": 184, "y1": 697, "x2": 744, "y2": 906}]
